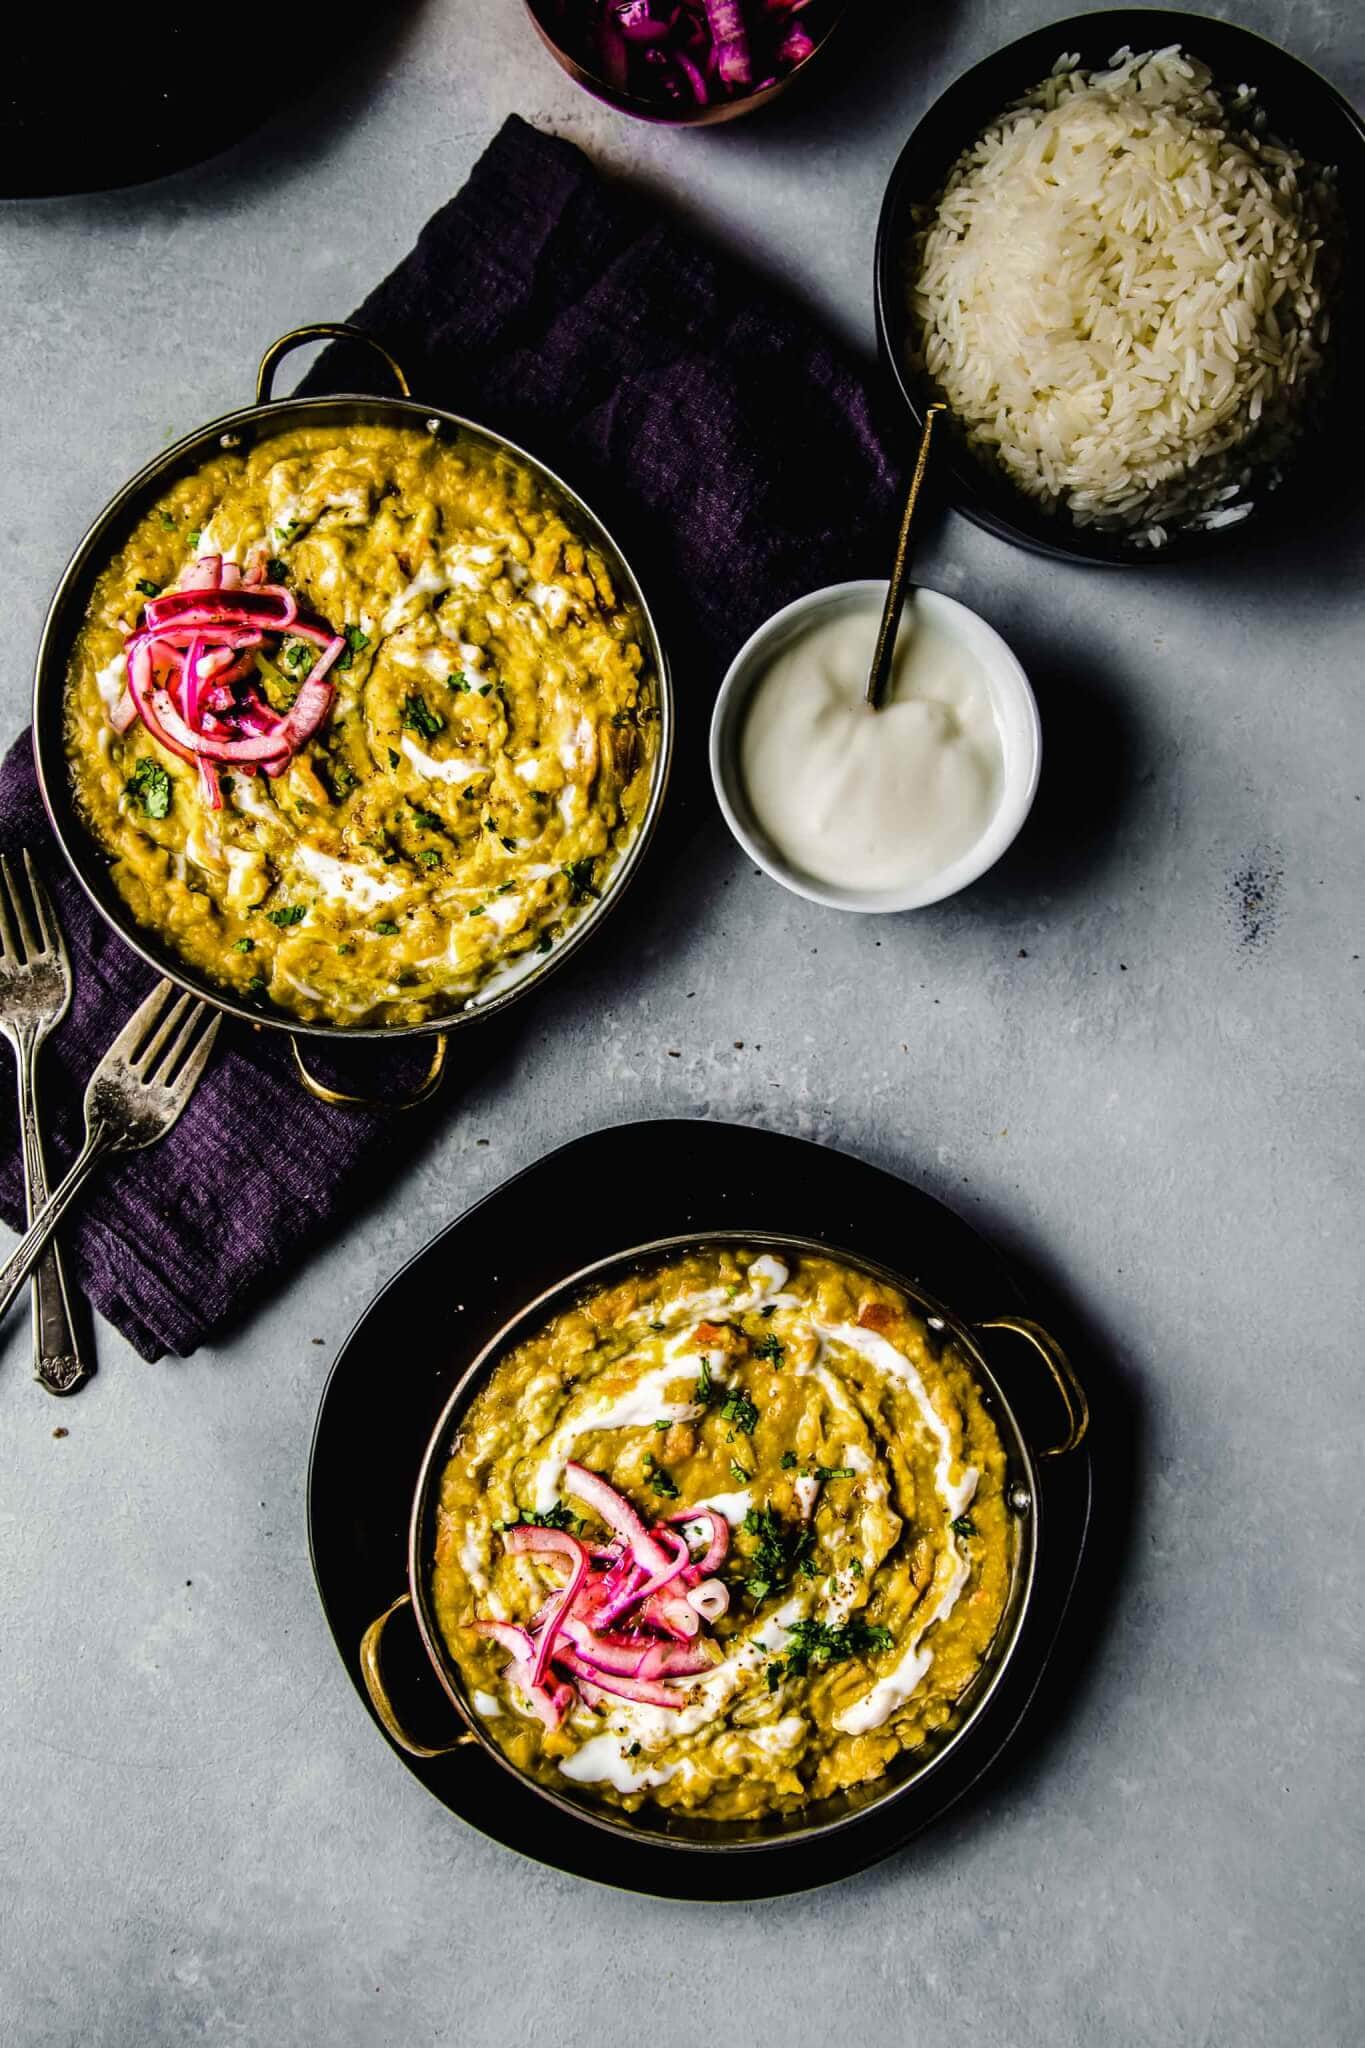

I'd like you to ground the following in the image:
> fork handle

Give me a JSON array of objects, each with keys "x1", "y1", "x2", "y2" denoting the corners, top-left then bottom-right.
[
  {"x1": 14, "y1": 1033, "x2": 91, "y2": 1395},
  {"x1": 0, "y1": 1126, "x2": 113, "y2": 1334}
]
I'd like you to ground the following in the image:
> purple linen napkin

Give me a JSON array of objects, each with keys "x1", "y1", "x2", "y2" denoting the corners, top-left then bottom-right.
[{"x1": 0, "y1": 114, "x2": 901, "y2": 1360}]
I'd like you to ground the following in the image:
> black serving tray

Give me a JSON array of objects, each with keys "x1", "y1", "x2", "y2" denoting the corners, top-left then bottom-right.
[{"x1": 307, "y1": 1118, "x2": 1094, "y2": 1899}]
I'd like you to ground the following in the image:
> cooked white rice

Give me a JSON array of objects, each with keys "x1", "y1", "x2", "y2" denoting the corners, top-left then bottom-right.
[{"x1": 909, "y1": 46, "x2": 1337, "y2": 540}]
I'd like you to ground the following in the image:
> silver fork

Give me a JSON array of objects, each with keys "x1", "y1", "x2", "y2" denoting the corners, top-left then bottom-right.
[
  {"x1": 0, "y1": 851, "x2": 89, "y2": 1395},
  {"x1": 0, "y1": 978, "x2": 220, "y2": 1333}
]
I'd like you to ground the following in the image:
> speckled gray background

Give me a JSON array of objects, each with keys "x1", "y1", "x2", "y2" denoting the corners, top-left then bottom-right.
[{"x1": 1, "y1": 3, "x2": 1362, "y2": 2043}]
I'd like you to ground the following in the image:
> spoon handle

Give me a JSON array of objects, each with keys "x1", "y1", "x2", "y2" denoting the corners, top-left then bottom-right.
[{"x1": 864, "y1": 403, "x2": 946, "y2": 712}]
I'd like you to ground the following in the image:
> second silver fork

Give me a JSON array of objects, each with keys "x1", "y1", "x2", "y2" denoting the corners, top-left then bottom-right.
[
  {"x1": 0, "y1": 977, "x2": 220, "y2": 1334},
  {"x1": 0, "y1": 851, "x2": 89, "y2": 1395}
]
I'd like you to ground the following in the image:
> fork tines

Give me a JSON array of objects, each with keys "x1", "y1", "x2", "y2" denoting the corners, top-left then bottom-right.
[
  {"x1": 0, "y1": 850, "x2": 57, "y2": 964},
  {"x1": 119, "y1": 980, "x2": 222, "y2": 1092}
]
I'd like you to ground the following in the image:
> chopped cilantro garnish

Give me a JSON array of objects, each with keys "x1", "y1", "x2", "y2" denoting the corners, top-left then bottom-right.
[
  {"x1": 849, "y1": 1558, "x2": 864, "y2": 1578},
  {"x1": 730, "y1": 1461, "x2": 751, "y2": 1485},
  {"x1": 387, "y1": 748, "x2": 400, "y2": 769},
  {"x1": 653, "y1": 1418, "x2": 670, "y2": 1432},
  {"x1": 495, "y1": 881, "x2": 515, "y2": 895},
  {"x1": 740, "y1": 1506, "x2": 814, "y2": 1605},
  {"x1": 952, "y1": 1513, "x2": 976, "y2": 1538},
  {"x1": 246, "y1": 975, "x2": 267, "y2": 997},
  {"x1": 187, "y1": 530, "x2": 201, "y2": 548},
  {"x1": 536, "y1": 936, "x2": 553, "y2": 955},
  {"x1": 401, "y1": 693, "x2": 443, "y2": 740},
  {"x1": 720, "y1": 1389, "x2": 758, "y2": 1439},
  {"x1": 282, "y1": 639, "x2": 315, "y2": 674},
  {"x1": 159, "y1": 512, "x2": 177, "y2": 530},
  {"x1": 135, "y1": 578, "x2": 162, "y2": 599},
  {"x1": 266, "y1": 905, "x2": 306, "y2": 926},
  {"x1": 329, "y1": 763, "x2": 359, "y2": 797},
  {"x1": 373, "y1": 920, "x2": 400, "y2": 937},
  {"x1": 410, "y1": 805, "x2": 443, "y2": 832},
  {"x1": 467, "y1": 904, "x2": 486, "y2": 918},
  {"x1": 275, "y1": 520, "x2": 300, "y2": 541},
  {"x1": 500, "y1": 836, "x2": 516, "y2": 852},
  {"x1": 510, "y1": 1502, "x2": 584, "y2": 1534},
  {"x1": 266, "y1": 556, "x2": 289, "y2": 583},
  {"x1": 420, "y1": 849, "x2": 442, "y2": 869},
  {"x1": 123, "y1": 757, "x2": 171, "y2": 820},
  {"x1": 232, "y1": 937, "x2": 254, "y2": 954},
  {"x1": 626, "y1": 1742, "x2": 642, "y2": 1758},
  {"x1": 779, "y1": 1451, "x2": 797, "y2": 1471},
  {"x1": 754, "y1": 1333, "x2": 785, "y2": 1365},
  {"x1": 815, "y1": 1465, "x2": 856, "y2": 1482},
  {"x1": 562, "y1": 858, "x2": 600, "y2": 905},
  {"x1": 335, "y1": 624, "x2": 370, "y2": 671},
  {"x1": 768, "y1": 1617, "x2": 893, "y2": 1684},
  {"x1": 695, "y1": 1357, "x2": 713, "y2": 1405},
  {"x1": 478, "y1": 682, "x2": 492, "y2": 696},
  {"x1": 447, "y1": 670, "x2": 470, "y2": 692},
  {"x1": 643, "y1": 1456, "x2": 679, "y2": 1499}
]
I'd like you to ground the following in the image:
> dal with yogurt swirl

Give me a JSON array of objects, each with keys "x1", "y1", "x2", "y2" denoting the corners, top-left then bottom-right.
[
  {"x1": 434, "y1": 1247, "x2": 1015, "y2": 1820},
  {"x1": 64, "y1": 423, "x2": 659, "y2": 1026}
]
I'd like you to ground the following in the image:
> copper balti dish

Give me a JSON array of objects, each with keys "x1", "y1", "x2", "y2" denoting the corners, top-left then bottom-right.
[
  {"x1": 357, "y1": 1228, "x2": 1088, "y2": 1858},
  {"x1": 31, "y1": 324, "x2": 673, "y2": 1108}
]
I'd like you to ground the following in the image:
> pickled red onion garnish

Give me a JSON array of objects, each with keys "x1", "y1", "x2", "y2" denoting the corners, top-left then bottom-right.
[
  {"x1": 668, "y1": 1503, "x2": 730, "y2": 1575},
  {"x1": 564, "y1": 1459, "x2": 675, "y2": 1577},
  {"x1": 502, "y1": 1524, "x2": 590, "y2": 1687},
  {"x1": 686, "y1": 1578, "x2": 730, "y2": 1622},
  {"x1": 468, "y1": 1464, "x2": 738, "y2": 1732},
  {"x1": 115, "y1": 554, "x2": 342, "y2": 795}
]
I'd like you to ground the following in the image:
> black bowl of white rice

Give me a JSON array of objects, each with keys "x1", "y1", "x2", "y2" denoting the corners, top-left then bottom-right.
[{"x1": 875, "y1": 10, "x2": 1364, "y2": 564}]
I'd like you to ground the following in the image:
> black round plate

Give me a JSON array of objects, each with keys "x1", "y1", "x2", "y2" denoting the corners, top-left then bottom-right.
[
  {"x1": 2, "y1": 15, "x2": 379, "y2": 197},
  {"x1": 874, "y1": 9, "x2": 1365, "y2": 566},
  {"x1": 307, "y1": 1118, "x2": 1093, "y2": 1899}
]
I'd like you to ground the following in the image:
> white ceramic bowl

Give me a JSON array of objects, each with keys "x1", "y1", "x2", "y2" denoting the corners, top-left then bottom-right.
[{"x1": 709, "y1": 580, "x2": 1041, "y2": 913}]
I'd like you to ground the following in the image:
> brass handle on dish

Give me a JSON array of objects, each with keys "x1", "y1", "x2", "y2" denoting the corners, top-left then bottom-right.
[
  {"x1": 290, "y1": 1031, "x2": 448, "y2": 1110},
  {"x1": 359, "y1": 1594, "x2": 476, "y2": 1759},
  {"x1": 255, "y1": 323, "x2": 412, "y2": 406},
  {"x1": 977, "y1": 1315, "x2": 1089, "y2": 1458}
]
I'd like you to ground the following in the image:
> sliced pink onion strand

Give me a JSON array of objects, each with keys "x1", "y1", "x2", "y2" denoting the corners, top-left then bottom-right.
[
  {"x1": 564, "y1": 1461, "x2": 675, "y2": 1577},
  {"x1": 686, "y1": 1577, "x2": 730, "y2": 1622},
  {"x1": 668, "y1": 1504, "x2": 730, "y2": 1575},
  {"x1": 503, "y1": 1524, "x2": 590, "y2": 1687},
  {"x1": 551, "y1": 1644, "x2": 687, "y2": 1710}
]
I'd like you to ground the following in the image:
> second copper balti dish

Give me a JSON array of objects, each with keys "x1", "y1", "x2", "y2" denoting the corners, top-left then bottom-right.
[
  {"x1": 32, "y1": 324, "x2": 672, "y2": 1106},
  {"x1": 358, "y1": 1230, "x2": 1087, "y2": 1856}
]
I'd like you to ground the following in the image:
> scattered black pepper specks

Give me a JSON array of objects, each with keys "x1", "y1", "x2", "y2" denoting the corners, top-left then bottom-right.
[
  {"x1": 1018, "y1": 949, "x2": 1029, "y2": 959},
  {"x1": 734, "y1": 1040, "x2": 744, "y2": 1050},
  {"x1": 1227, "y1": 848, "x2": 1284, "y2": 953},
  {"x1": 52, "y1": 1426, "x2": 68, "y2": 1439},
  {"x1": 667, "y1": 1049, "x2": 680, "y2": 1058},
  {"x1": 311, "y1": 1337, "x2": 324, "y2": 1345}
]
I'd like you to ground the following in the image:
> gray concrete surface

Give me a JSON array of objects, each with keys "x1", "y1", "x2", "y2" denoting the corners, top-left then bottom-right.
[{"x1": 1, "y1": 3, "x2": 1362, "y2": 2043}]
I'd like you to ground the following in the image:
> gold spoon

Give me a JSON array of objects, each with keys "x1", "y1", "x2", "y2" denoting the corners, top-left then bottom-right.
[{"x1": 863, "y1": 402, "x2": 947, "y2": 712}]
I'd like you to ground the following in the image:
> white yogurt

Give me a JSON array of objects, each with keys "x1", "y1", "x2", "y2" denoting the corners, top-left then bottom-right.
[{"x1": 739, "y1": 599, "x2": 1004, "y2": 892}]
